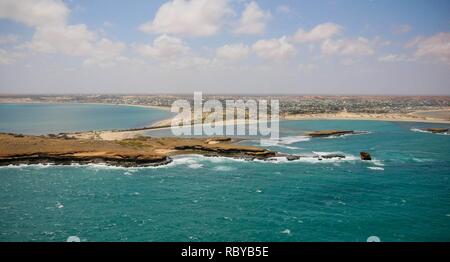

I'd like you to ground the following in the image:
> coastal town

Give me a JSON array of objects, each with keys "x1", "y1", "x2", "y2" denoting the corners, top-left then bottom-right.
[{"x1": 1, "y1": 94, "x2": 449, "y2": 117}]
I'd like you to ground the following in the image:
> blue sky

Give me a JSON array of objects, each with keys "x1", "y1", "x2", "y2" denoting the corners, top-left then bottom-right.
[{"x1": 0, "y1": 0, "x2": 449, "y2": 94}]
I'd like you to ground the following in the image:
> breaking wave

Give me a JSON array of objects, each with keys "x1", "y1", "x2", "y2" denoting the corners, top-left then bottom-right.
[{"x1": 367, "y1": 167, "x2": 384, "y2": 171}]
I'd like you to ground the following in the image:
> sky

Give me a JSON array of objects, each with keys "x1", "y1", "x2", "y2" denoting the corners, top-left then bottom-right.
[{"x1": 0, "y1": 0, "x2": 449, "y2": 95}]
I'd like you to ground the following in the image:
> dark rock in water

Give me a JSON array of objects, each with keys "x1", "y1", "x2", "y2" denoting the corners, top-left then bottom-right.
[
  {"x1": 273, "y1": 153, "x2": 301, "y2": 161},
  {"x1": 425, "y1": 128, "x2": 448, "y2": 134},
  {"x1": 286, "y1": 155, "x2": 301, "y2": 161},
  {"x1": 321, "y1": 154, "x2": 346, "y2": 159},
  {"x1": 360, "y1": 152, "x2": 372, "y2": 161},
  {"x1": 306, "y1": 130, "x2": 355, "y2": 137}
]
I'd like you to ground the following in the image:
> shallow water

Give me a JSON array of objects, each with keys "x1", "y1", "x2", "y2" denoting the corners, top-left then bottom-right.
[
  {"x1": 0, "y1": 105, "x2": 449, "y2": 241},
  {"x1": 0, "y1": 103, "x2": 171, "y2": 135}
]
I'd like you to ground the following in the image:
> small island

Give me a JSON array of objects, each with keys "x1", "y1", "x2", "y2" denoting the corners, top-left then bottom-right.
[
  {"x1": 424, "y1": 128, "x2": 448, "y2": 134},
  {"x1": 306, "y1": 130, "x2": 359, "y2": 138}
]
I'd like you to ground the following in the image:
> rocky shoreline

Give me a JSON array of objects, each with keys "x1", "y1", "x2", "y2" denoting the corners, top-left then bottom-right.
[
  {"x1": 0, "y1": 133, "x2": 277, "y2": 167},
  {"x1": 306, "y1": 130, "x2": 368, "y2": 137},
  {"x1": 424, "y1": 128, "x2": 448, "y2": 134},
  {"x1": 0, "y1": 133, "x2": 361, "y2": 167}
]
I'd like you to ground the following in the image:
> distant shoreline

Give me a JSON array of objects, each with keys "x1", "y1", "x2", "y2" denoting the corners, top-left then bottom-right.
[
  {"x1": 1, "y1": 101, "x2": 449, "y2": 141},
  {"x1": 283, "y1": 111, "x2": 450, "y2": 124},
  {"x1": 0, "y1": 101, "x2": 172, "y2": 112}
]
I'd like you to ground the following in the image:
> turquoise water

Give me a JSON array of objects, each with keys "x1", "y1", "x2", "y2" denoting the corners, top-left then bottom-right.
[
  {"x1": 0, "y1": 105, "x2": 450, "y2": 241},
  {"x1": 0, "y1": 103, "x2": 171, "y2": 135}
]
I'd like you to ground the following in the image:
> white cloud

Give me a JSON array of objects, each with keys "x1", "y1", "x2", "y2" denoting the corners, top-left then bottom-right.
[
  {"x1": 252, "y1": 36, "x2": 296, "y2": 61},
  {"x1": 0, "y1": 0, "x2": 126, "y2": 67},
  {"x1": 28, "y1": 24, "x2": 96, "y2": 56},
  {"x1": 321, "y1": 37, "x2": 374, "y2": 56},
  {"x1": 215, "y1": 43, "x2": 249, "y2": 61},
  {"x1": 0, "y1": 34, "x2": 20, "y2": 45},
  {"x1": 378, "y1": 54, "x2": 407, "y2": 62},
  {"x1": 407, "y1": 32, "x2": 450, "y2": 64},
  {"x1": 0, "y1": 0, "x2": 69, "y2": 27},
  {"x1": 163, "y1": 56, "x2": 211, "y2": 70},
  {"x1": 0, "y1": 48, "x2": 23, "y2": 64},
  {"x1": 139, "y1": 0, "x2": 231, "y2": 37},
  {"x1": 234, "y1": 1, "x2": 271, "y2": 35},
  {"x1": 133, "y1": 34, "x2": 212, "y2": 70},
  {"x1": 135, "y1": 34, "x2": 189, "y2": 59},
  {"x1": 293, "y1": 23, "x2": 343, "y2": 43},
  {"x1": 83, "y1": 38, "x2": 126, "y2": 68}
]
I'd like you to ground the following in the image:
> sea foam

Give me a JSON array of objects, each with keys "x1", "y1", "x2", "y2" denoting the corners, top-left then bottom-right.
[{"x1": 367, "y1": 167, "x2": 384, "y2": 171}]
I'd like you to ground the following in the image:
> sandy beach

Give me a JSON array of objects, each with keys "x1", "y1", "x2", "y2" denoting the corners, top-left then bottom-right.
[{"x1": 283, "y1": 110, "x2": 450, "y2": 124}]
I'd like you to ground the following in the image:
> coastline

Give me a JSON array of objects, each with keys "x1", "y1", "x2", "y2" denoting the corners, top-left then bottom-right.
[
  {"x1": 282, "y1": 111, "x2": 450, "y2": 124},
  {"x1": 2, "y1": 101, "x2": 449, "y2": 141},
  {"x1": 0, "y1": 100, "x2": 172, "y2": 112},
  {"x1": 1, "y1": 100, "x2": 448, "y2": 124},
  {"x1": 0, "y1": 133, "x2": 276, "y2": 167}
]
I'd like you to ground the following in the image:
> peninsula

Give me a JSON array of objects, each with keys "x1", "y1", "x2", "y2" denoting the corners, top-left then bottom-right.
[
  {"x1": 0, "y1": 133, "x2": 275, "y2": 167},
  {"x1": 0, "y1": 132, "x2": 359, "y2": 167}
]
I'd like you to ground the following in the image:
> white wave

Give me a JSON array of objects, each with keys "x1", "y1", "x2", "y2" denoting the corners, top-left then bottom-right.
[
  {"x1": 411, "y1": 128, "x2": 429, "y2": 133},
  {"x1": 281, "y1": 229, "x2": 291, "y2": 235},
  {"x1": 260, "y1": 136, "x2": 310, "y2": 146},
  {"x1": 279, "y1": 136, "x2": 311, "y2": 145},
  {"x1": 260, "y1": 152, "x2": 359, "y2": 164},
  {"x1": 412, "y1": 157, "x2": 435, "y2": 163},
  {"x1": 297, "y1": 156, "x2": 357, "y2": 163},
  {"x1": 172, "y1": 155, "x2": 247, "y2": 166},
  {"x1": 0, "y1": 163, "x2": 56, "y2": 169},
  {"x1": 214, "y1": 166, "x2": 235, "y2": 171},
  {"x1": 368, "y1": 167, "x2": 384, "y2": 171},
  {"x1": 82, "y1": 163, "x2": 162, "y2": 171},
  {"x1": 372, "y1": 160, "x2": 385, "y2": 166},
  {"x1": 188, "y1": 163, "x2": 203, "y2": 169},
  {"x1": 312, "y1": 151, "x2": 342, "y2": 156},
  {"x1": 282, "y1": 145, "x2": 302, "y2": 150},
  {"x1": 255, "y1": 157, "x2": 289, "y2": 164}
]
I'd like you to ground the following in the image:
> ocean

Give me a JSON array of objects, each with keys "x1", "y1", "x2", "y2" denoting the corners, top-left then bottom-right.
[{"x1": 0, "y1": 104, "x2": 449, "y2": 241}]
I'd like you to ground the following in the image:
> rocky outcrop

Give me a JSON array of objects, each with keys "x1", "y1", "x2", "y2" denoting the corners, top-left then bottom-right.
[
  {"x1": 425, "y1": 128, "x2": 448, "y2": 134},
  {"x1": 173, "y1": 144, "x2": 275, "y2": 159},
  {"x1": 0, "y1": 153, "x2": 172, "y2": 167},
  {"x1": 320, "y1": 153, "x2": 346, "y2": 159},
  {"x1": 306, "y1": 130, "x2": 356, "y2": 137},
  {"x1": 360, "y1": 152, "x2": 372, "y2": 161},
  {"x1": 275, "y1": 153, "x2": 346, "y2": 161},
  {"x1": 0, "y1": 133, "x2": 276, "y2": 167}
]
